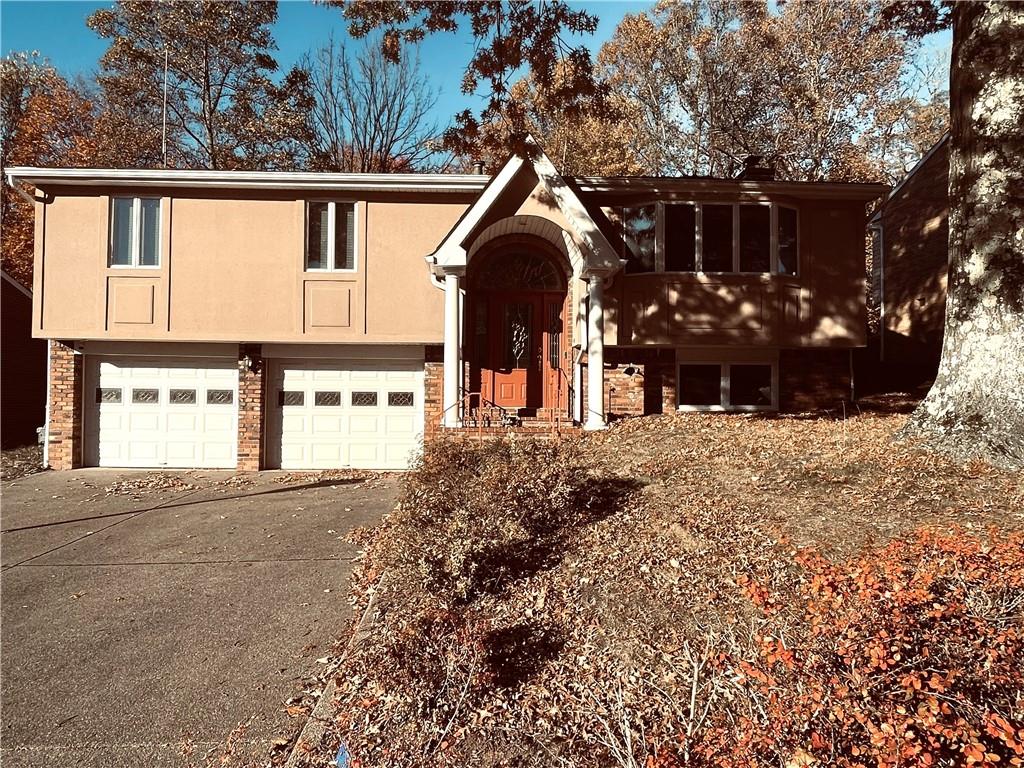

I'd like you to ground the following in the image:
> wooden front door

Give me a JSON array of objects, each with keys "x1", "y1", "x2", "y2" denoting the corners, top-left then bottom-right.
[{"x1": 469, "y1": 248, "x2": 568, "y2": 413}]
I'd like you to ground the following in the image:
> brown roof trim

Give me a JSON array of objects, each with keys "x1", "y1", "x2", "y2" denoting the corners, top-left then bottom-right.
[{"x1": 572, "y1": 176, "x2": 889, "y2": 200}]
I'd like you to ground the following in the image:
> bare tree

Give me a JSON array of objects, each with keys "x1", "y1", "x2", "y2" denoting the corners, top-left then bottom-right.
[{"x1": 301, "y1": 38, "x2": 444, "y2": 173}]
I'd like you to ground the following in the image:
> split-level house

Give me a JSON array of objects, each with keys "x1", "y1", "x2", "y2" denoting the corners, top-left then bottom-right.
[{"x1": 5, "y1": 144, "x2": 885, "y2": 471}]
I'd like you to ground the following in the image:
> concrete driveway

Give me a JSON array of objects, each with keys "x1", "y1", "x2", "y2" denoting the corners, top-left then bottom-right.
[{"x1": 0, "y1": 468, "x2": 398, "y2": 767}]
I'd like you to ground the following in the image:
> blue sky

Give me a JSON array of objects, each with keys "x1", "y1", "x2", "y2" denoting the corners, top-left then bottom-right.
[
  {"x1": 1, "y1": 0, "x2": 951, "y2": 128},
  {"x1": 0, "y1": 0, "x2": 648, "y2": 127}
]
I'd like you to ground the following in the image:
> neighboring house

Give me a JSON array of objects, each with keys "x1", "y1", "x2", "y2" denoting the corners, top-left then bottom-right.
[
  {"x1": 1, "y1": 270, "x2": 47, "y2": 448},
  {"x1": 5, "y1": 143, "x2": 885, "y2": 471},
  {"x1": 867, "y1": 133, "x2": 950, "y2": 391}
]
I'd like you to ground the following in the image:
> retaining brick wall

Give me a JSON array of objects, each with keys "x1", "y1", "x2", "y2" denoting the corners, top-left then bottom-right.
[{"x1": 47, "y1": 340, "x2": 83, "y2": 470}]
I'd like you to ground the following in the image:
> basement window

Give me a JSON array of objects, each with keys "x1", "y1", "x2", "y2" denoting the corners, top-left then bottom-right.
[
  {"x1": 110, "y1": 197, "x2": 161, "y2": 267},
  {"x1": 678, "y1": 361, "x2": 777, "y2": 411},
  {"x1": 306, "y1": 201, "x2": 356, "y2": 271}
]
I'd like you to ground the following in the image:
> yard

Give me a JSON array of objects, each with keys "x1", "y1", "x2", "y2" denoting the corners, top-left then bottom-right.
[{"x1": 283, "y1": 401, "x2": 1024, "y2": 768}]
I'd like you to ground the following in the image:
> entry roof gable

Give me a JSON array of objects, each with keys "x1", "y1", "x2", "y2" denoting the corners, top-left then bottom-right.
[{"x1": 426, "y1": 138, "x2": 621, "y2": 277}]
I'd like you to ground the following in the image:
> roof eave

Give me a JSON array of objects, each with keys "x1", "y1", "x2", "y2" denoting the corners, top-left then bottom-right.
[{"x1": 3, "y1": 167, "x2": 491, "y2": 194}]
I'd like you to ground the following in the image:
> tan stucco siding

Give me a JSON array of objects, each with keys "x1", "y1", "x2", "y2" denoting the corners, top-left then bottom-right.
[
  {"x1": 365, "y1": 202, "x2": 466, "y2": 341},
  {"x1": 169, "y1": 197, "x2": 302, "y2": 337},
  {"x1": 34, "y1": 190, "x2": 473, "y2": 343},
  {"x1": 38, "y1": 195, "x2": 106, "y2": 335}
]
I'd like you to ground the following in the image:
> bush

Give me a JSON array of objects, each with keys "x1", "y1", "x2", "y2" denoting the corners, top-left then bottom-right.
[
  {"x1": 388, "y1": 436, "x2": 603, "y2": 605},
  {"x1": 692, "y1": 529, "x2": 1024, "y2": 768}
]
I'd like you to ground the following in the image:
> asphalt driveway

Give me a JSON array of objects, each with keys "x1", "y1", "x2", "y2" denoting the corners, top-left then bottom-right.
[{"x1": 0, "y1": 468, "x2": 398, "y2": 767}]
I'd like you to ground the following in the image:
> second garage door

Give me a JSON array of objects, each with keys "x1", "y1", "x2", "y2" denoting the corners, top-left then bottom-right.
[{"x1": 267, "y1": 360, "x2": 425, "y2": 470}]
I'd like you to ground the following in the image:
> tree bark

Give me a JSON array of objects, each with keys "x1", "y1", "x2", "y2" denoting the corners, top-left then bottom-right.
[{"x1": 904, "y1": 2, "x2": 1024, "y2": 468}]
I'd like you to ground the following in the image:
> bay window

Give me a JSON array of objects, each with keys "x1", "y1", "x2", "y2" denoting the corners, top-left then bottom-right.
[
  {"x1": 109, "y1": 197, "x2": 161, "y2": 267},
  {"x1": 306, "y1": 201, "x2": 356, "y2": 271}
]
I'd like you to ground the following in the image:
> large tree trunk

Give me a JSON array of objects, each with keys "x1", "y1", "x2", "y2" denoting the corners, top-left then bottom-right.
[{"x1": 904, "y1": 2, "x2": 1024, "y2": 469}]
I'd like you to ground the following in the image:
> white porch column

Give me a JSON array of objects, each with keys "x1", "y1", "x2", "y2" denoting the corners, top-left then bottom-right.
[
  {"x1": 442, "y1": 270, "x2": 462, "y2": 427},
  {"x1": 585, "y1": 273, "x2": 607, "y2": 430}
]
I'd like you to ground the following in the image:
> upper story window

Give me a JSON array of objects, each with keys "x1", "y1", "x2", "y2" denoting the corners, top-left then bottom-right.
[
  {"x1": 306, "y1": 201, "x2": 355, "y2": 271},
  {"x1": 109, "y1": 197, "x2": 161, "y2": 267},
  {"x1": 607, "y1": 201, "x2": 799, "y2": 276}
]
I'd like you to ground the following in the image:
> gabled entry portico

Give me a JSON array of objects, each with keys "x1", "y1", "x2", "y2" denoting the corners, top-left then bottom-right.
[{"x1": 425, "y1": 141, "x2": 623, "y2": 431}]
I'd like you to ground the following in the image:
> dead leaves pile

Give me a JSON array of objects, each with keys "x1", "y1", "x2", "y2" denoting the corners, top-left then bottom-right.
[
  {"x1": 304, "y1": 410, "x2": 1023, "y2": 768},
  {"x1": 0, "y1": 445, "x2": 44, "y2": 481}
]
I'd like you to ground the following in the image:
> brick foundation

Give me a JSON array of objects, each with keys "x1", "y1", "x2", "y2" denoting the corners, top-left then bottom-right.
[
  {"x1": 237, "y1": 344, "x2": 267, "y2": 471},
  {"x1": 779, "y1": 348, "x2": 852, "y2": 412},
  {"x1": 47, "y1": 340, "x2": 84, "y2": 470}
]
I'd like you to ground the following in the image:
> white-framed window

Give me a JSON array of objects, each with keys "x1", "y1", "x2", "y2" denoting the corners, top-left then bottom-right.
[
  {"x1": 305, "y1": 201, "x2": 356, "y2": 271},
  {"x1": 677, "y1": 360, "x2": 778, "y2": 411},
  {"x1": 109, "y1": 197, "x2": 161, "y2": 268},
  {"x1": 606, "y1": 201, "x2": 799, "y2": 276}
]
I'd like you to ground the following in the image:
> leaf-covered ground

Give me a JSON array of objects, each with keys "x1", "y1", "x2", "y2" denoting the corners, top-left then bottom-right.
[
  {"x1": 0, "y1": 445, "x2": 44, "y2": 482},
  {"x1": 279, "y1": 405, "x2": 1024, "y2": 767}
]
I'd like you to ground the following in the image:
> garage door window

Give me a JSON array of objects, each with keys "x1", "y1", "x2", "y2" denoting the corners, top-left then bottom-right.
[
  {"x1": 352, "y1": 391, "x2": 378, "y2": 406},
  {"x1": 97, "y1": 387, "x2": 122, "y2": 403},
  {"x1": 132, "y1": 388, "x2": 159, "y2": 404},
  {"x1": 315, "y1": 391, "x2": 342, "y2": 406},
  {"x1": 170, "y1": 389, "x2": 196, "y2": 404},
  {"x1": 207, "y1": 390, "x2": 234, "y2": 405},
  {"x1": 388, "y1": 392, "x2": 414, "y2": 407},
  {"x1": 279, "y1": 391, "x2": 304, "y2": 406}
]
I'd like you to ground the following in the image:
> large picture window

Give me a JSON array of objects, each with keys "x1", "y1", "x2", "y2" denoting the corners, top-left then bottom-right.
[
  {"x1": 306, "y1": 201, "x2": 356, "y2": 271},
  {"x1": 110, "y1": 197, "x2": 161, "y2": 267}
]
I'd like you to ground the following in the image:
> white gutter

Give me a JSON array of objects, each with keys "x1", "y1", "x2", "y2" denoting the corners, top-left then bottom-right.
[
  {"x1": 5, "y1": 170, "x2": 39, "y2": 205},
  {"x1": 4, "y1": 166, "x2": 490, "y2": 193}
]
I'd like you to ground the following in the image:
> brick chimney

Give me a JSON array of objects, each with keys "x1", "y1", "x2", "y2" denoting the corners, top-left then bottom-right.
[{"x1": 737, "y1": 155, "x2": 775, "y2": 181}]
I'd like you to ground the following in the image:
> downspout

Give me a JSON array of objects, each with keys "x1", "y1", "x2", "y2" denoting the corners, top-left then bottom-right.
[
  {"x1": 43, "y1": 341, "x2": 51, "y2": 468},
  {"x1": 869, "y1": 222, "x2": 886, "y2": 363}
]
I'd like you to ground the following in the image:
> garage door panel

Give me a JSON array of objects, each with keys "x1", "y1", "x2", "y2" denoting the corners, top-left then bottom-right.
[
  {"x1": 86, "y1": 356, "x2": 238, "y2": 469},
  {"x1": 312, "y1": 415, "x2": 344, "y2": 433},
  {"x1": 349, "y1": 415, "x2": 380, "y2": 434},
  {"x1": 204, "y1": 413, "x2": 234, "y2": 432},
  {"x1": 166, "y1": 413, "x2": 198, "y2": 431},
  {"x1": 385, "y1": 415, "x2": 415, "y2": 434}
]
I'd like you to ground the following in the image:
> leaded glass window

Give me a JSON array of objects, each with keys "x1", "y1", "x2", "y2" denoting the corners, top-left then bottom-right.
[
  {"x1": 132, "y1": 388, "x2": 159, "y2": 404},
  {"x1": 169, "y1": 389, "x2": 196, "y2": 404},
  {"x1": 474, "y1": 252, "x2": 563, "y2": 291},
  {"x1": 207, "y1": 390, "x2": 234, "y2": 405},
  {"x1": 315, "y1": 391, "x2": 341, "y2": 407},
  {"x1": 96, "y1": 387, "x2": 122, "y2": 404},
  {"x1": 352, "y1": 391, "x2": 378, "y2": 406}
]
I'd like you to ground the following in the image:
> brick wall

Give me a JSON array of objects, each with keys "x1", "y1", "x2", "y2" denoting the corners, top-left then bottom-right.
[
  {"x1": 236, "y1": 344, "x2": 266, "y2": 471},
  {"x1": 780, "y1": 348, "x2": 852, "y2": 412},
  {"x1": 423, "y1": 344, "x2": 444, "y2": 439},
  {"x1": 47, "y1": 340, "x2": 83, "y2": 470},
  {"x1": 604, "y1": 348, "x2": 677, "y2": 419}
]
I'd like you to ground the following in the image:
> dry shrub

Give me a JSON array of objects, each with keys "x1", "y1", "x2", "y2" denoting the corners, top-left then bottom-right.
[
  {"x1": 332, "y1": 436, "x2": 638, "y2": 766},
  {"x1": 687, "y1": 529, "x2": 1024, "y2": 767}
]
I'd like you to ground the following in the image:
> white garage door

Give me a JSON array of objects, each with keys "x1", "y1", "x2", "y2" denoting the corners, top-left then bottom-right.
[
  {"x1": 84, "y1": 357, "x2": 239, "y2": 468},
  {"x1": 268, "y1": 360, "x2": 424, "y2": 470}
]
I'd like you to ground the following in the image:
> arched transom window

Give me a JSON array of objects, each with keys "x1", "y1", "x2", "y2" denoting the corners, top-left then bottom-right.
[{"x1": 473, "y1": 251, "x2": 564, "y2": 291}]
